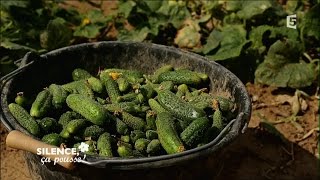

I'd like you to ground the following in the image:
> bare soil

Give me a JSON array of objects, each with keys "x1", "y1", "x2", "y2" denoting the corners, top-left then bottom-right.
[{"x1": 1, "y1": 83, "x2": 318, "y2": 180}]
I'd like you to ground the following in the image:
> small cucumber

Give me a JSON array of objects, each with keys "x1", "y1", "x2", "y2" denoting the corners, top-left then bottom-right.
[
  {"x1": 159, "y1": 81, "x2": 174, "y2": 91},
  {"x1": 96, "y1": 97, "x2": 107, "y2": 105},
  {"x1": 134, "y1": 138, "x2": 151, "y2": 153},
  {"x1": 157, "y1": 90, "x2": 205, "y2": 122},
  {"x1": 189, "y1": 94, "x2": 235, "y2": 112},
  {"x1": 158, "y1": 70, "x2": 202, "y2": 86},
  {"x1": 156, "y1": 112, "x2": 185, "y2": 154},
  {"x1": 83, "y1": 125, "x2": 104, "y2": 140},
  {"x1": 38, "y1": 117, "x2": 60, "y2": 134},
  {"x1": 195, "y1": 72, "x2": 209, "y2": 82},
  {"x1": 87, "y1": 77, "x2": 104, "y2": 93},
  {"x1": 152, "y1": 65, "x2": 174, "y2": 83},
  {"x1": 116, "y1": 77, "x2": 130, "y2": 92},
  {"x1": 100, "y1": 72, "x2": 121, "y2": 103},
  {"x1": 66, "y1": 94, "x2": 111, "y2": 126},
  {"x1": 147, "y1": 139, "x2": 162, "y2": 155},
  {"x1": 133, "y1": 93, "x2": 145, "y2": 104},
  {"x1": 180, "y1": 117, "x2": 210, "y2": 146},
  {"x1": 15, "y1": 92, "x2": 29, "y2": 108},
  {"x1": 62, "y1": 80, "x2": 94, "y2": 99},
  {"x1": 103, "y1": 69, "x2": 144, "y2": 83},
  {"x1": 120, "y1": 135, "x2": 130, "y2": 143},
  {"x1": 117, "y1": 93, "x2": 138, "y2": 103},
  {"x1": 60, "y1": 128, "x2": 71, "y2": 139},
  {"x1": 146, "y1": 111, "x2": 156, "y2": 130},
  {"x1": 212, "y1": 100, "x2": 223, "y2": 130},
  {"x1": 8, "y1": 103, "x2": 41, "y2": 136},
  {"x1": 104, "y1": 102, "x2": 141, "y2": 114},
  {"x1": 117, "y1": 142, "x2": 134, "y2": 157},
  {"x1": 148, "y1": 99, "x2": 167, "y2": 114},
  {"x1": 49, "y1": 84, "x2": 68, "y2": 109},
  {"x1": 42, "y1": 133, "x2": 63, "y2": 146},
  {"x1": 82, "y1": 140, "x2": 98, "y2": 155},
  {"x1": 72, "y1": 68, "x2": 92, "y2": 81},
  {"x1": 121, "y1": 112, "x2": 146, "y2": 131},
  {"x1": 130, "y1": 130, "x2": 146, "y2": 143},
  {"x1": 146, "y1": 130, "x2": 158, "y2": 140},
  {"x1": 30, "y1": 89, "x2": 52, "y2": 118},
  {"x1": 214, "y1": 96, "x2": 235, "y2": 112},
  {"x1": 97, "y1": 132, "x2": 113, "y2": 157},
  {"x1": 132, "y1": 150, "x2": 145, "y2": 157},
  {"x1": 176, "y1": 84, "x2": 189, "y2": 98},
  {"x1": 175, "y1": 119, "x2": 190, "y2": 133},
  {"x1": 65, "y1": 119, "x2": 87, "y2": 134},
  {"x1": 58, "y1": 111, "x2": 82, "y2": 128},
  {"x1": 140, "y1": 106, "x2": 150, "y2": 112},
  {"x1": 112, "y1": 118, "x2": 129, "y2": 135},
  {"x1": 140, "y1": 84, "x2": 155, "y2": 99}
]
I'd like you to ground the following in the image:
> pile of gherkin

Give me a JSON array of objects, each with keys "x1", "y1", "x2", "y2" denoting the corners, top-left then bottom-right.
[{"x1": 9, "y1": 65, "x2": 235, "y2": 157}]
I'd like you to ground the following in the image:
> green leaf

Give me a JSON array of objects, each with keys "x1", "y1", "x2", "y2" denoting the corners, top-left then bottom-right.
[
  {"x1": 249, "y1": 25, "x2": 299, "y2": 54},
  {"x1": 249, "y1": 25, "x2": 272, "y2": 54},
  {"x1": 0, "y1": 40, "x2": 36, "y2": 51},
  {"x1": 223, "y1": 1, "x2": 242, "y2": 12},
  {"x1": 86, "y1": 10, "x2": 111, "y2": 24},
  {"x1": 118, "y1": 1, "x2": 136, "y2": 18},
  {"x1": 207, "y1": 25, "x2": 249, "y2": 61},
  {"x1": 148, "y1": 15, "x2": 167, "y2": 36},
  {"x1": 143, "y1": 0, "x2": 162, "y2": 12},
  {"x1": 300, "y1": 4, "x2": 320, "y2": 40},
  {"x1": 202, "y1": 30, "x2": 223, "y2": 54},
  {"x1": 237, "y1": 0, "x2": 272, "y2": 19},
  {"x1": 269, "y1": 26, "x2": 299, "y2": 40},
  {"x1": 40, "y1": 17, "x2": 72, "y2": 50},
  {"x1": 255, "y1": 39, "x2": 316, "y2": 88},
  {"x1": 73, "y1": 24, "x2": 101, "y2": 39},
  {"x1": 118, "y1": 27, "x2": 150, "y2": 42},
  {"x1": 0, "y1": 0, "x2": 29, "y2": 10},
  {"x1": 223, "y1": 13, "x2": 242, "y2": 25},
  {"x1": 263, "y1": 40, "x2": 302, "y2": 67},
  {"x1": 255, "y1": 61, "x2": 316, "y2": 88},
  {"x1": 157, "y1": 1, "x2": 190, "y2": 29}
]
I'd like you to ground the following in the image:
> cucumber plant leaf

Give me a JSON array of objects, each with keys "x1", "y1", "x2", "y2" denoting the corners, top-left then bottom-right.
[
  {"x1": 202, "y1": 30, "x2": 223, "y2": 54},
  {"x1": 156, "y1": 1, "x2": 190, "y2": 29},
  {"x1": 40, "y1": 17, "x2": 72, "y2": 50},
  {"x1": 118, "y1": 0, "x2": 136, "y2": 18},
  {"x1": 73, "y1": 10, "x2": 111, "y2": 39},
  {"x1": 249, "y1": 25, "x2": 299, "y2": 55},
  {"x1": 207, "y1": 25, "x2": 249, "y2": 61},
  {"x1": 117, "y1": 27, "x2": 151, "y2": 42},
  {"x1": 73, "y1": 25, "x2": 101, "y2": 39},
  {"x1": 300, "y1": 4, "x2": 320, "y2": 40},
  {"x1": 255, "y1": 40, "x2": 316, "y2": 88},
  {"x1": 237, "y1": 0, "x2": 273, "y2": 19}
]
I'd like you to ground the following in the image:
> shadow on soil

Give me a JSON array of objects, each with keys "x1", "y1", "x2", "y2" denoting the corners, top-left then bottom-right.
[{"x1": 28, "y1": 128, "x2": 319, "y2": 180}]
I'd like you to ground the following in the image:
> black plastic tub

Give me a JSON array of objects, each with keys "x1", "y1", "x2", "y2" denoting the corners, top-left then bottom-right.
[{"x1": 0, "y1": 41, "x2": 251, "y2": 179}]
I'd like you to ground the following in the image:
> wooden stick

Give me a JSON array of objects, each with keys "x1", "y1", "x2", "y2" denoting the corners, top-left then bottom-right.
[{"x1": 6, "y1": 130, "x2": 76, "y2": 170}]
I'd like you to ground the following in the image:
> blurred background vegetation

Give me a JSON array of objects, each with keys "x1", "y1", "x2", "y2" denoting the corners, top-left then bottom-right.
[{"x1": 1, "y1": 0, "x2": 319, "y2": 89}]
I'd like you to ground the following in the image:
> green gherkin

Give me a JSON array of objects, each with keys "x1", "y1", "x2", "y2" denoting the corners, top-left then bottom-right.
[
  {"x1": 8, "y1": 103, "x2": 41, "y2": 136},
  {"x1": 30, "y1": 89, "x2": 52, "y2": 118},
  {"x1": 97, "y1": 132, "x2": 113, "y2": 157}
]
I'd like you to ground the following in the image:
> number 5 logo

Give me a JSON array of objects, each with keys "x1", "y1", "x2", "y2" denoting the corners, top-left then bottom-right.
[{"x1": 287, "y1": 14, "x2": 297, "y2": 29}]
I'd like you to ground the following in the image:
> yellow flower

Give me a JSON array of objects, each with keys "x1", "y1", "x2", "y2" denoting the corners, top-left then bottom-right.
[{"x1": 82, "y1": 18, "x2": 91, "y2": 26}]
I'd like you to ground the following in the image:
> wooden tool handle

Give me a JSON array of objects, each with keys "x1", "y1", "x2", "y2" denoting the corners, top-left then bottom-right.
[{"x1": 6, "y1": 130, "x2": 75, "y2": 170}]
